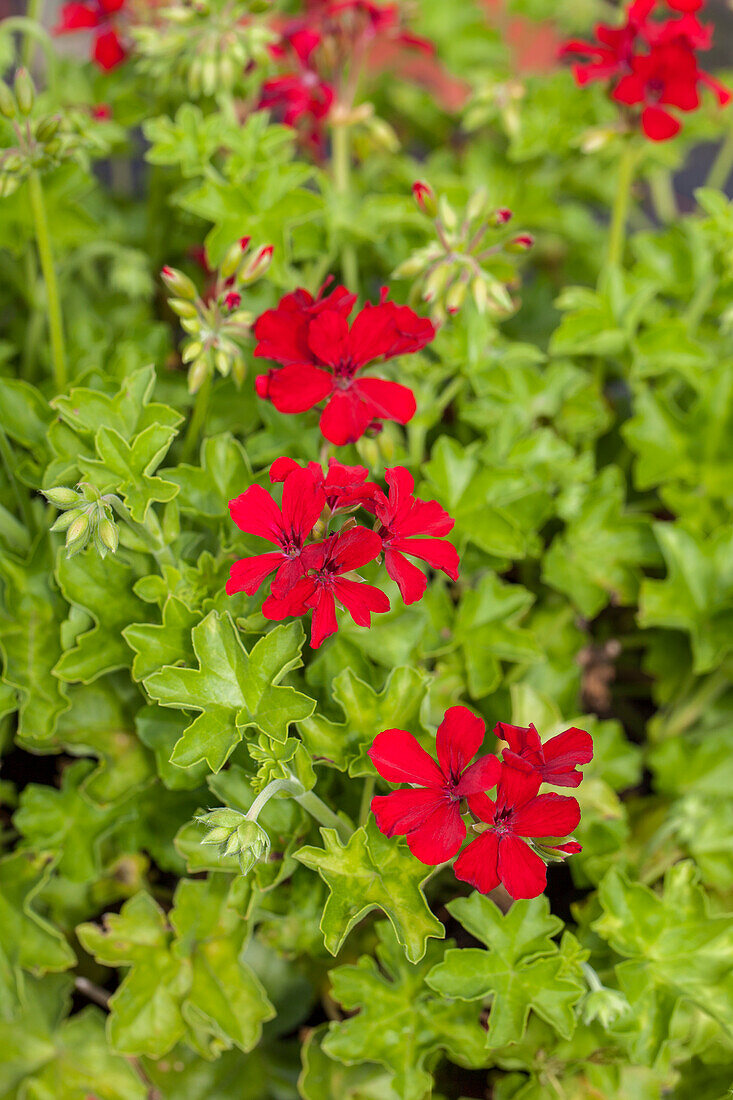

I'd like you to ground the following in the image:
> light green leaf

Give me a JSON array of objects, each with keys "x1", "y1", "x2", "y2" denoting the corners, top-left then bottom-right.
[
  {"x1": 0, "y1": 851, "x2": 75, "y2": 977},
  {"x1": 79, "y1": 423, "x2": 179, "y2": 523},
  {"x1": 124, "y1": 596, "x2": 198, "y2": 682}
]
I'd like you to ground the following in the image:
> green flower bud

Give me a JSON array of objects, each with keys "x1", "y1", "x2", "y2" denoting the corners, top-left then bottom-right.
[
  {"x1": 465, "y1": 186, "x2": 489, "y2": 224},
  {"x1": 182, "y1": 340, "x2": 204, "y2": 363},
  {"x1": 214, "y1": 348, "x2": 231, "y2": 377},
  {"x1": 196, "y1": 808, "x2": 271, "y2": 875},
  {"x1": 445, "y1": 279, "x2": 468, "y2": 315},
  {"x1": 220, "y1": 238, "x2": 248, "y2": 279},
  {"x1": 51, "y1": 507, "x2": 85, "y2": 532},
  {"x1": 161, "y1": 265, "x2": 198, "y2": 300},
  {"x1": 581, "y1": 988, "x2": 630, "y2": 1029},
  {"x1": 471, "y1": 276, "x2": 489, "y2": 314},
  {"x1": 231, "y1": 355, "x2": 247, "y2": 386},
  {"x1": 168, "y1": 297, "x2": 199, "y2": 319},
  {"x1": 35, "y1": 115, "x2": 61, "y2": 144},
  {"x1": 0, "y1": 80, "x2": 17, "y2": 120},
  {"x1": 98, "y1": 518, "x2": 119, "y2": 554},
  {"x1": 14, "y1": 69, "x2": 35, "y2": 117},
  {"x1": 43, "y1": 486, "x2": 81, "y2": 508},
  {"x1": 65, "y1": 513, "x2": 90, "y2": 555},
  {"x1": 392, "y1": 254, "x2": 425, "y2": 279},
  {"x1": 188, "y1": 354, "x2": 211, "y2": 394}
]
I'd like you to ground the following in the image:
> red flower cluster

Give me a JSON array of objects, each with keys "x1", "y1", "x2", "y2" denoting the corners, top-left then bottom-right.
[
  {"x1": 258, "y1": 28, "x2": 335, "y2": 157},
  {"x1": 54, "y1": 0, "x2": 127, "y2": 70},
  {"x1": 370, "y1": 711, "x2": 592, "y2": 900},
  {"x1": 254, "y1": 283, "x2": 435, "y2": 446},
  {"x1": 227, "y1": 457, "x2": 458, "y2": 648},
  {"x1": 562, "y1": 0, "x2": 729, "y2": 140}
]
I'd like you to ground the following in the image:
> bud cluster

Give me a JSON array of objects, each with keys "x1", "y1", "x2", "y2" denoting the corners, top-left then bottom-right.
[
  {"x1": 132, "y1": 0, "x2": 274, "y2": 99},
  {"x1": 43, "y1": 483, "x2": 120, "y2": 559},
  {"x1": 196, "y1": 808, "x2": 271, "y2": 874},
  {"x1": 0, "y1": 70, "x2": 74, "y2": 197},
  {"x1": 161, "y1": 238, "x2": 273, "y2": 393},
  {"x1": 395, "y1": 181, "x2": 534, "y2": 324}
]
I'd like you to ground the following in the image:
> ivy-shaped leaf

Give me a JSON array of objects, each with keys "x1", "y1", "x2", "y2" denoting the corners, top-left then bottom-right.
[
  {"x1": 124, "y1": 595, "x2": 199, "y2": 682},
  {"x1": 295, "y1": 820, "x2": 444, "y2": 964},
  {"x1": 53, "y1": 549, "x2": 153, "y2": 685},
  {"x1": 426, "y1": 893, "x2": 586, "y2": 1048},
  {"x1": 164, "y1": 431, "x2": 252, "y2": 517},
  {"x1": 77, "y1": 879, "x2": 275, "y2": 1058},
  {"x1": 323, "y1": 922, "x2": 488, "y2": 1100},
  {"x1": 79, "y1": 423, "x2": 179, "y2": 523},
  {"x1": 0, "y1": 851, "x2": 76, "y2": 977},
  {"x1": 0, "y1": 540, "x2": 70, "y2": 743},
  {"x1": 298, "y1": 666, "x2": 429, "y2": 773},
  {"x1": 144, "y1": 611, "x2": 316, "y2": 772},
  {"x1": 51, "y1": 365, "x2": 182, "y2": 442}
]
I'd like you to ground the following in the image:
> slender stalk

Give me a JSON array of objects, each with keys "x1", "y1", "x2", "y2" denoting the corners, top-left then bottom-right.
[
  {"x1": 359, "y1": 776, "x2": 375, "y2": 826},
  {"x1": 607, "y1": 143, "x2": 638, "y2": 268},
  {"x1": 295, "y1": 788, "x2": 354, "y2": 843},
  {"x1": 648, "y1": 169, "x2": 677, "y2": 225},
  {"x1": 0, "y1": 422, "x2": 34, "y2": 530},
  {"x1": 28, "y1": 171, "x2": 67, "y2": 389},
  {"x1": 22, "y1": 0, "x2": 44, "y2": 67},
  {"x1": 107, "y1": 495, "x2": 177, "y2": 569},
  {"x1": 246, "y1": 778, "x2": 302, "y2": 821},
  {"x1": 661, "y1": 663, "x2": 731, "y2": 740},
  {"x1": 181, "y1": 372, "x2": 212, "y2": 464},
  {"x1": 332, "y1": 123, "x2": 359, "y2": 293},
  {"x1": 706, "y1": 126, "x2": 733, "y2": 192}
]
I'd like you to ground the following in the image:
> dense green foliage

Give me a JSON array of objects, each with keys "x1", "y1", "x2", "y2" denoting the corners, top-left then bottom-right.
[{"x1": 1, "y1": 0, "x2": 733, "y2": 1096}]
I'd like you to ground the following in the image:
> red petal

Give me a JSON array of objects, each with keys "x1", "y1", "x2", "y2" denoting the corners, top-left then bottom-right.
[
  {"x1": 436, "y1": 705, "x2": 485, "y2": 779},
  {"x1": 254, "y1": 308, "x2": 312, "y2": 366},
  {"x1": 494, "y1": 722, "x2": 542, "y2": 757},
  {"x1": 699, "y1": 72, "x2": 732, "y2": 107},
  {"x1": 328, "y1": 526, "x2": 383, "y2": 572},
  {"x1": 612, "y1": 73, "x2": 647, "y2": 105},
  {"x1": 262, "y1": 576, "x2": 315, "y2": 620},
  {"x1": 334, "y1": 577, "x2": 390, "y2": 626},
  {"x1": 229, "y1": 485, "x2": 284, "y2": 544},
  {"x1": 269, "y1": 457, "x2": 300, "y2": 483},
  {"x1": 319, "y1": 391, "x2": 373, "y2": 445},
  {"x1": 371, "y1": 787, "x2": 446, "y2": 835},
  {"x1": 390, "y1": 536, "x2": 459, "y2": 580},
  {"x1": 455, "y1": 754, "x2": 502, "y2": 797},
  {"x1": 368, "y1": 729, "x2": 445, "y2": 788},
  {"x1": 497, "y1": 834, "x2": 547, "y2": 900},
  {"x1": 226, "y1": 551, "x2": 284, "y2": 596},
  {"x1": 496, "y1": 759, "x2": 542, "y2": 813},
  {"x1": 266, "y1": 363, "x2": 333, "y2": 414},
  {"x1": 542, "y1": 727, "x2": 594, "y2": 768},
  {"x1": 406, "y1": 801, "x2": 466, "y2": 863},
  {"x1": 309, "y1": 588, "x2": 338, "y2": 648},
  {"x1": 281, "y1": 466, "x2": 326, "y2": 543},
  {"x1": 641, "y1": 105, "x2": 680, "y2": 140},
  {"x1": 355, "y1": 377, "x2": 417, "y2": 425},
  {"x1": 453, "y1": 831, "x2": 501, "y2": 894},
  {"x1": 467, "y1": 791, "x2": 496, "y2": 823},
  {"x1": 55, "y1": 1, "x2": 99, "y2": 30},
  {"x1": 510, "y1": 793, "x2": 581, "y2": 838},
  {"x1": 306, "y1": 309, "x2": 350, "y2": 367},
  {"x1": 546, "y1": 840, "x2": 582, "y2": 855},
  {"x1": 383, "y1": 548, "x2": 428, "y2": 604},
  {"x1": 93, "y1": 28, "x2": 126, "y2": 69}
]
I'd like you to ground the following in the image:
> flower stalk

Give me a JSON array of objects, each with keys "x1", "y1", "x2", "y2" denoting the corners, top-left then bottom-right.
[{"x1": 28, "y1": 169, "x2": 67, "y2": 389}]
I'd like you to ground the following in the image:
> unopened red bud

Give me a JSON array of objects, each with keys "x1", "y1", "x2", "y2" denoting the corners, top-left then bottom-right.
[
  {"x1": 507, "y1": 234, "x2": 534, "y2": 252},
  {"x1": 490, "y1": 207, "x2": 513, "y2": 226},
  {"x1": 224, "y1": 291, "x2": 242, "y2": 311},
  {"x1": 161, "y1": 265, "x2": 197, "y2": 300},
  {"x1": 255, "y1": 373, "x2": 271, "y2": 399},
  {"x1": 242, "y1": 244, "x2": 273, "y2": 282},
  {"x1": 412, "y1": 181, "x2": 437, "y2": 218},
  {"x1": 221, "y1": 239, "x2": 247, "y2": 279},
  {"x1": 239, "y1": 236, "x2": 251, "y2": 250},
  {"x1": 446, "y1": 280, "x2": 467, "y2": 315}
]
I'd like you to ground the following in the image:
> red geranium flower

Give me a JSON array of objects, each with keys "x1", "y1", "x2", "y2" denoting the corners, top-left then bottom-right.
[
  {"x1": 54, "y1": 0, "x2": 127, "y2": 70},
  {"x1": 270, "y1": 456, "x2": 380, "y2": 513},
  {"x1": 495, "y1": 722, "x2": 593, "y2": 788},
  {"x1": 366, "y1": 466, "x2": 459, "y2": 603},
  {"x1": 263, "y1": 526, "x2": 388, "y2": 648},
  {"x1": 454, "y1": 762, "x2": 581, "y2": 900},
  {"x1": 369, "y1": 707, "x2": 501, "y2": 863},
  {"x1": 254, "y1": 281, "x2": 356, "y2": 369},
  {"x1": 254, "y1": 288, "x2": 434, "y2": 445},
  {"x1": 227, "y1": 466, "x2": 325, "y2": 598},
  {"x1": 560, "y1": 1, "x2": 653, "y2": 86},
  {"x1": 258, "y1": 27, "x2": 335, "y2": 155}
]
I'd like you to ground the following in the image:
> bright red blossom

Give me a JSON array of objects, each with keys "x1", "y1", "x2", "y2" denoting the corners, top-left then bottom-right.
[
  {"x1": 254, "y1": 287, "x2": 434, "y2": 446},
  {"x1": 453, "y1": 762, "x2": 582, "y2": 900},
  {"x1": 54, "y1": 0, "x2": 127, "y2": 70},
  {"x1": 269, "y1": 456, "x2": 380, "y2": 513},
  {"x1": 366, "y1": 467, "x2": 459, "y2": 604},
  {"x1": 369, "y1": 708, "x2": 501, "y2": 863},
  {"x1": 263, "y1": 526, "x2": 388, "y2": 648},
  {"x1": 495, "y1": 722, "x2": 594, "y2": 788}
]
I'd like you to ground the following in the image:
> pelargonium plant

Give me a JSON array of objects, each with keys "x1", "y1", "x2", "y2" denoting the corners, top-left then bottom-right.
[{"x1": 1, "y1": 0, "x2": 732, "y2": 1096}]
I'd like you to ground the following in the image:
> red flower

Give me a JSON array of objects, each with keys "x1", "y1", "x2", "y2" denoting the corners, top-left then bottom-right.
[
  {"x1": 224, "y1": 291, "x2": 242, "y2": 312},
  {"x1": 270, "y1": 456, "x2": 380, "y2": 513},
  {"x1": 495, "y1": 722, "x2": 593, "y2": 788},
  {"x1": 226, "y1": 466, "x2": 325, "y2": 598},
  {"x1": 254, "y1": 281, "x2": 356, "y2": 369},
  {"x1": 254, "y1": 288, "x2": 435, "y2": 446},
  {"x1": 366, "y1": 466, "x2": 459, "y2": 603},
  {"x1": 612, "y1": 40, "x2": 719, "y2": 140},
  {"x1": 454, "y1": 762, "x2": 581, "y2": 900},
  {"x1": 258, "y1": 27, "x2": 335, "y2": 155},
  {"x1": 369, "y1": 707, "x2": 501, "y2": 863},
  {"x1": 262, "y1": 526, "x2": 388, "y2": 648},
  {"x1": 560, "y1": 2, "x2": 653, "y2": 86},
  {"x1": 54, "y1": 0, "x2": 127, "y2": 70}
]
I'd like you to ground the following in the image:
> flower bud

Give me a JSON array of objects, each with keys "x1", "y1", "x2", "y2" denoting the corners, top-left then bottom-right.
[
  {"x1": 182, "y1": 340, "x2": 204, "y2": 363},
  {"x1": 214, "y1": 348, "x2": 231, "y2": 376},
  {"x1": 489, "y1": 206, "x2": 513, "y2": 226},
  {"x1": 506, "y1": 234, "x2": 534, "y2": 253},
  {"x1": 98, "y1": 518, "x2": 119, "y2": 554},
  {"x1": 581, "y1": 988, "x2": 630, "y2": 1028},
  {"x1": 161, "y1": 265, "x2": 198, "y2": 300},
  {"x1": 465, "y1": 186, "x2": 489, "y2": 223},
  {"x1": 445, "y1": 279, "x2": 468, "y2": 315},
  {"x1": 168, "y1": 297, "x2": 199, "y2": 319},
  {"x1": 231, "y1": 355, "x2": 247, "y2": 386},
  {"x1": 438, "y1": 195, "x2": 457, "y2": 231},
  {"x1": 188, "y1": 354, "x2": 211, "y2": 394},
  {"x1": 241, "y1": 244, "x2": 273, "y2": 283},
  {"x1": 392, "y1": 254, "x2": 425, "y2": 279},
  {"x1": 221, "y1": 238, "x2": 248, "y2": 279},
  {"x1": 197, "y1": 808, "x2": 271, "y2": 875},
  {"x1": 224, "y1": 290, "x2": 242, "y2": 311},
  {"x1": 65, "y1": 513, "x2": 90, "y2": 555},
  {"x1": 422, "y1": 263, "x2": 450, "y2": 304},
  {"x1": 13, "y1": 69, "x2": 35, "y2": 117},
  {"x1": 471, "y1": 276, "x2": 489, "y2": 314},
  {"x1": 0, "y1": 80, "x2": 16, "y2": 120},
  {"x1": 35, "y1": 115, "x2": 61, "y2": 144},
  {"x1": 43, "y1": 486, "x2": 81, "y2": 508},
  {"x1": 412, "y1": 181, "x2": 437, "y2": 218},
  {"x1": 51, "y1": 507, "x2": 85, "y2": 532}
]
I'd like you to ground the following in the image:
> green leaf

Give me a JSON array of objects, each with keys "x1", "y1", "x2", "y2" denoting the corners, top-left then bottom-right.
[
  {"x1": 592, "y1": 862, "x2": 733, "y2": 1061},
  {"x1": 51, "y1": 365, "x2": 182, "y2": 442},
  {"x1": 295, "y1": 820, "x2": 444, "y2": 964},
  {"x1": 323, "y1": 922, "x2": 488, "y2": 1100},
  {"x1": 0, "y1": 851, "x2": 76, "y2": 977},
  {"x1": 164, "y1": 432, "x2": 252, "y2": 517},
  {"x1": 0, "y1": 541, "x2": 69, "y2": 742},
  {"x1": 300, "y1": 1023, "x2": 401, "y2": 1100},
  {"x1": 453, "y1": 574, "x2": 541, "y2": 698},
  {"x1": 79, "y1": 423, "x2": 179, "y2": 523},
  {"x1": 144, "y1": 612, "x2": 316, "y2": 772},
  {"x1": 77, "y1": 879, "x2": 274, "y2": 1058},
  {"x1": 124, "y1": 596, "x2": 198, "y2": 682},
  {"x1": 53, "y1": 549, "x2": 152, "y2": 684},
  {"x1": 426, "y1": 894, "x2": 586, "y2": 1047},
  {"x1": 638, "y1": 523, "x2": 733, "y2": 674},
  {"x1": 298, "y1": 666, "x2": 429, "y2": 773}
]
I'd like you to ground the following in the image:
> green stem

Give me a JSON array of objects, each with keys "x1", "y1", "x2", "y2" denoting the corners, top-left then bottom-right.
[
  {"x1": 581, "y1": 962, "x2": 604, "y2": 994},
  {"x1": 607, "y1": 143, "x2": 638, "y2": 268},
  {"x1": 648, "y1": 169, "x2": 677, "y2": 224},
  {"x1": 332, "y1": 123, "x2": 359, "y2": 293},
  {"x1": 28, "y1": 171, "x2": 67, "y2": 390},
  {"x1": 358, "y1": 776, "x2": 375, "y2": 827},
  {"x1": 0, "y1": 422, "x2": 34, "y2": 530},
  {"x1": 246, "y1": 778, "x2": 302, "y2": 821},
  {"x1": 295, "y1": 788, "x2": 354, "y2": 843},
  {"x1": 706, "y1": 126, "x2": 733, "y2": 192},
  {"x1": 107, "y1": 496, "x2": 177, "y2": 569},
  {"x1": 662, "y1": 663, "x2": 732, "y2": 739},
  {"x1": 21, "y1": 0, "x2": 44, "y2": 67},
  {"x1": 181, "y1": 373, "x2": 212, "y2": 464}
]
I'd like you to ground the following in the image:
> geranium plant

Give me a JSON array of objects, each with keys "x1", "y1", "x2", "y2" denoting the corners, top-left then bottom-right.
[{"x1": 0, "y1": 0, "x2": 732, "y2": 1096}]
